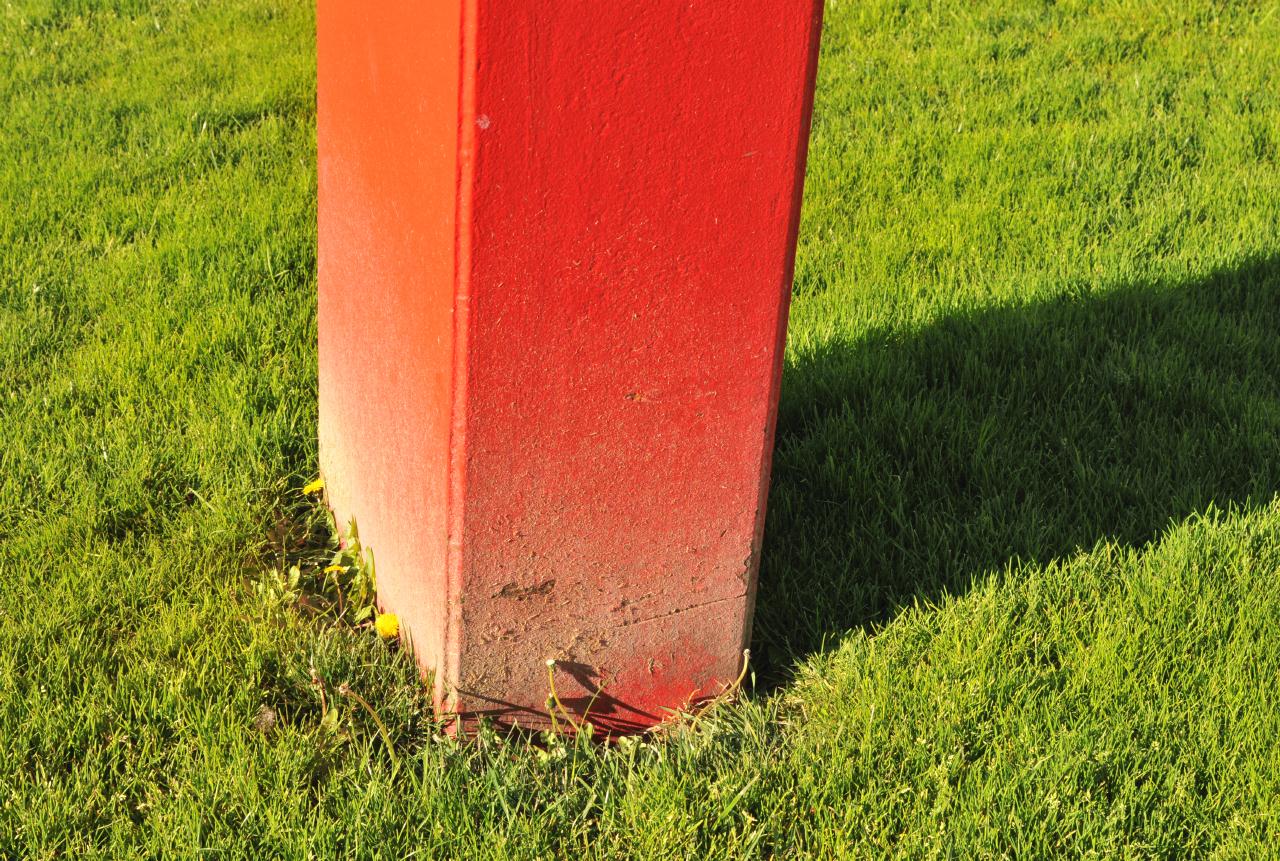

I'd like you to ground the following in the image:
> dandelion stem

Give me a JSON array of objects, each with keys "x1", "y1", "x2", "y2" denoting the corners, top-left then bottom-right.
[{"x1": 545, "y1": 659, "x2": 581, "y2": 734}]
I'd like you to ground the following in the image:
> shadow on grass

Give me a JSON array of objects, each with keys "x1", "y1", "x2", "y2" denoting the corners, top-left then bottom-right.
[{"x1": 752, "y1": 254, "x2": 1280, "y2": 678}]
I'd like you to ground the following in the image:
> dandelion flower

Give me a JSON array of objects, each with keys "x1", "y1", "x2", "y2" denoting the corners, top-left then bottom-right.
[
  {"x1": 303, "y1": 477, "x2": 325, "y2": 495},
  {"x1": 375, "y1": 613, "x2": 399, "y2": 640}
]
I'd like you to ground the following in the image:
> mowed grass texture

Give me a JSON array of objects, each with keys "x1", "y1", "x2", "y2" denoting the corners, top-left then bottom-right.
[{"x1": 2, "y1": 0, "x2": 1279, "y2": 856}]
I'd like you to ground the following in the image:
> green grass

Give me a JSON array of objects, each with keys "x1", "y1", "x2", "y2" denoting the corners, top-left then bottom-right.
[{"x1": 3, "y1": 0, "x2": 1280, "y2": 856}]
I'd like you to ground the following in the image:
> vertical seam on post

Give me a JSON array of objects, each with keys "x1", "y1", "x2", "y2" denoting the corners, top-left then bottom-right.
[{"x1": 444, "y1": 0, "x2": 479, "y2": 715}]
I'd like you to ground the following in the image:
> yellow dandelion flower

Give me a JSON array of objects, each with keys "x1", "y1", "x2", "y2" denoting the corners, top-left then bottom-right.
[
  {"x1": 375, "y1": 613, "x2": 399, "y2": 640},
  {"x1": 302, "y1": 477, "x2": 325, "y2": 495},
  {"x1": 323, "y1": 564, "x2": 345, "y2": 575}
]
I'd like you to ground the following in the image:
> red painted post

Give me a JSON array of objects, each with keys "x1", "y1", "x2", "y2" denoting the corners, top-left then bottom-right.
[{"x1": 318, "y1": 2, "x2": 823, "y2": 732}]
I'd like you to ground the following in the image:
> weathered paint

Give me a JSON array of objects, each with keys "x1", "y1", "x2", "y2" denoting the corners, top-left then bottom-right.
[
  {"x1": 317, "y1": 1, "x2": 461, "y2": 686},
  {"x1": 318, "y1": 1, "x2": 823, "y2": 733}
]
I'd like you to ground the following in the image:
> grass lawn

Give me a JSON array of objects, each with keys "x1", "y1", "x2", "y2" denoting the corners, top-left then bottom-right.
[{"x1": 3, "y1": 0, "x2": 1280, "y2": 856}]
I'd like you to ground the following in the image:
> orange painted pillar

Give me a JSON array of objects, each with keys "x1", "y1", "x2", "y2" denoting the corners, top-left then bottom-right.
[{"x1": 317, "y1": 2, "x2": 823, "y2": 732}]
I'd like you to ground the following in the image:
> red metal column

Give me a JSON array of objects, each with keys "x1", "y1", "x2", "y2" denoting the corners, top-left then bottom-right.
[{"x1": 318, "y1": 1, "x2": 823, "y2": 733}]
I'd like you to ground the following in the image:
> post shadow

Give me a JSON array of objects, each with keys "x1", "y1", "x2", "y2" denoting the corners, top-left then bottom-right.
[{"x1": 751, "y1": 254, "x2": 1280, "y2": 680}]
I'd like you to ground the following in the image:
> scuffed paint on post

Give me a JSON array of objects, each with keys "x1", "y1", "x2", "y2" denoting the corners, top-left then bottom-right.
[{"x1": 318, "y1": 1, "x2": 824, "y2": 732}]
